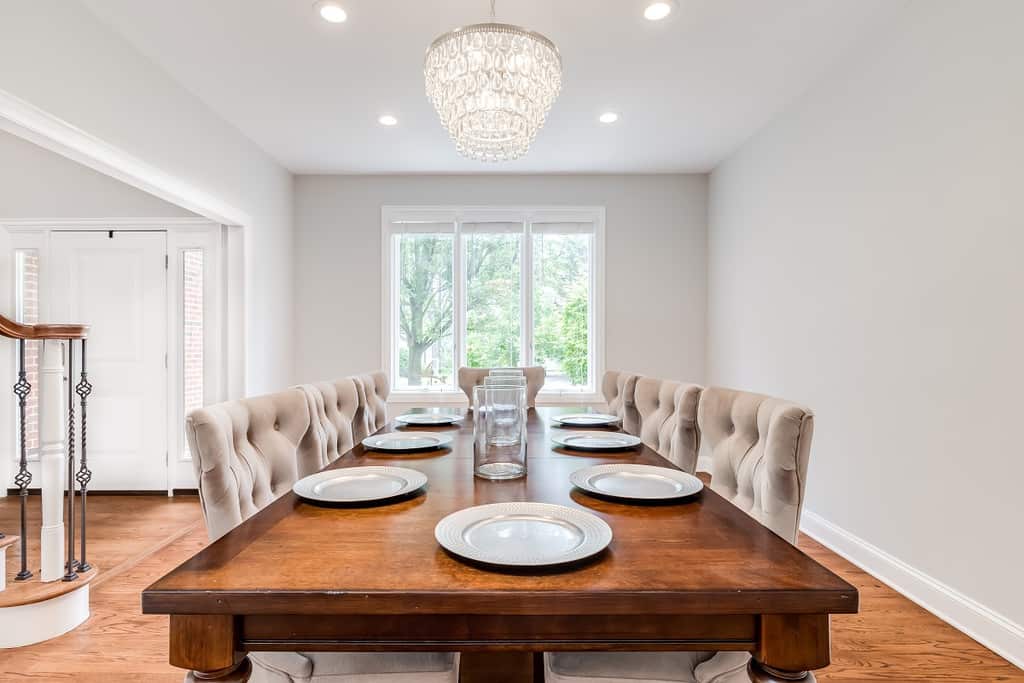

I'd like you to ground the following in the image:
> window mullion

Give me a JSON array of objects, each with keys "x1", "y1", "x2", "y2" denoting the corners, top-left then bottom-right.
[
  {"x1": 522, "y1": 220, "x2": 533, "y2": 367},
  {"x1": 390, "y1": 233, "x2": 399, "y2": 388},
  {"x1": 455, "y1": 222, "x2": 466, "y2": 376}
]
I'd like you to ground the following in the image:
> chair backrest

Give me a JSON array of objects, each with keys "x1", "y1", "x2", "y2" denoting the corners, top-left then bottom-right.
[
  {"x1": 458, "y1": 366, "x2": 546, "y2": 407},
  {"x1": 601, "y1": 370, "x2": 641, "y2": 435},
  {"x1": 697, "y1": 386, "x2": 815, "y2": 544},
  {"x1": 354, "y1": 371, "x2": 390, "y2": 440},
  {"x1": 632, "y1": 377, "x2": 702, "y2": 473},
  {"x1": 298, "y1": 376, "x2": 361, "y2": 467},
  {"x1": 185, "y1": 388, "x2": 321, "y2": 541},
  {"x1": 187, "y1": 371, "x2": 392, "y2": 541}
]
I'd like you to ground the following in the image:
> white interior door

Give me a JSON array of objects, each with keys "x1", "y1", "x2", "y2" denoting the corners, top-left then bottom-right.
[{"x1": 50, "y1": 231, "x2": 168, "y2": 491}]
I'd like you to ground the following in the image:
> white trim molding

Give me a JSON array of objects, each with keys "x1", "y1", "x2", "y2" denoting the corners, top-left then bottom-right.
[
  {"x1": 0, "y1": 89, "x2": 250, "y2": 228},
  {"x1": 800, "y1": 509, "x2": 1024, "y2": 670}
]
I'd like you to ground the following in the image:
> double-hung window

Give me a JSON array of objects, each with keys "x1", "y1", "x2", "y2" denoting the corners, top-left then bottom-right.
[{"x1": 382, "y1": 206, "x2": 604, "y2": 402}]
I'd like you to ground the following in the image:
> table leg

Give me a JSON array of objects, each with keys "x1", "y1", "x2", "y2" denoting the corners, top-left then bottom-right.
[
  {"x1": 171, "y1": 615, "x2": 251, "y2": 682},
  {"x1": 751, "y1": 614, "x2": 829, "y2": 682},
  {"x1": 748, "y1": 659, "x2": 817, "y2": 682}
]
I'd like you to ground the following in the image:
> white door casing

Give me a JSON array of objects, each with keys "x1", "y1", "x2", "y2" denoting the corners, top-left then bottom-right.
[{"x1": 49, "y1": 231, "x2": 168, "y2": 491}]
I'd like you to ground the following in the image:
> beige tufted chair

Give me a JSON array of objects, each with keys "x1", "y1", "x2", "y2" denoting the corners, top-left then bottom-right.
[
  {"x1": 600, "y1": 370, "x2": 641, "y2": 435},
  {"x1": 186, "y1": 380, "x2": 458, "y2": 683},
  {"x1": 298, "y1": 377, "x2": 361, "y2": 468},
  {"x1": 632, "y1": 377, "x2": 702, "y2": 474},
  {"x1": 354, "y1": 371, "x2": 390, "y2": 441},
  {"x1": 186, "y1": 388, "x2": 321, "y2": 542},
  {"x1": 543, "y1": 386, "x2": 815, "y2": 683},
  {"x1": 457, "y1": 366, "x2": 546, "y2": 407},
  {"x1": 698, "y1": 386, "x2": 814, "y2": 544}
]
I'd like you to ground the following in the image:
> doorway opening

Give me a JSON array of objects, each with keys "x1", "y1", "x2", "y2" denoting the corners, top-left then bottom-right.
[{"x1": 3, "y1": 222, "x2": 228, "y2": 493}]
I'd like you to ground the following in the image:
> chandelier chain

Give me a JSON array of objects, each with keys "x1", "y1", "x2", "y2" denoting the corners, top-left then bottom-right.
[{"x1": 490, "y1": 0, "x2": 496, "y2": 20}]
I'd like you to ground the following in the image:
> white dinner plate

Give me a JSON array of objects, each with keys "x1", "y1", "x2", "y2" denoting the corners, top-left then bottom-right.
[
  {"x1": 293, "y1": 466, "x2": 427, "y2": 503},
  {"x1": 551, "y1": 431, "x2": 642, "y2": 451},
  {"x1": 435, "y1": 502, "x2": 613, "y2": 567},
  {"x1": 570, "y1": 464, "x2": 703, "y2": 501},
  {"x1": 551, "y1": 413, "x2": 621, "y2": 427},
  {"x1": 395, "y1": 413, "x2": 461, "y2": 426},
  {"x1": 362, "y1": 432, "x2": 454, "y2": 452}
]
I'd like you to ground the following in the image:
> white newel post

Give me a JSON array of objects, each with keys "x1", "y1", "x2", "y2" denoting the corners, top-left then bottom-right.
[{"x1": 39, "y1": 340, "x2": 66, "y2": 582}]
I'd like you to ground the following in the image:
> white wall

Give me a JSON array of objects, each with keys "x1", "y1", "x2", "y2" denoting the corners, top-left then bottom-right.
[
  {"x1": 294, "y1": 175, "x2": 707, "y2": 386},
  {"x1": 708, "y1": 0, "x2": 1024, "y2": 648},
  {"x1": 0, "y1": 130, "x2": 195, "y2": 219},
  {"x1": 0, "y1": 0, "x2": 293, "y2": 394}
]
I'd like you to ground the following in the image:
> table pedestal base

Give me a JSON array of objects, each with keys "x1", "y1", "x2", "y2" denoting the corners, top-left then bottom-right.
[
  {"x1": 186, "y1": 657, "x2": 251, "y2": 682},
  {"x1": 749, "y1": 659, "x2": 816, "y2": 682}
]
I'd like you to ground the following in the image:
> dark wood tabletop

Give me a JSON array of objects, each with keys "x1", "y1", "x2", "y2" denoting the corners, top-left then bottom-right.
[{"x1": 144, "y1": 407, "x2": 857, "y2": 683}]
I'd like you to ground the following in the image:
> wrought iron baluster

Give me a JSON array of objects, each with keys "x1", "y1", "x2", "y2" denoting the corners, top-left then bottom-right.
[
  {"x1": 75, "y1": 339, "x2": 92, "y2": 572},
  {"x1": 13, "y1": 339, "x2": 33, "y2": 581},
  {"x1": 63, "y1": 340, "x2": 78, "y2": 582}
]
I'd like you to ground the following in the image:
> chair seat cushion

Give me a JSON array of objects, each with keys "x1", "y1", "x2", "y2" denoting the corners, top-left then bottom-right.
[
  {"x1": 252, "y1": 651, "x2": 457, "y2": 682},
  {"x1": 545, "y1": 652, "x2": 709, "y2": 682},
  {"x1": 545, "y1": 652, "x2": 749, "y2": 683}
]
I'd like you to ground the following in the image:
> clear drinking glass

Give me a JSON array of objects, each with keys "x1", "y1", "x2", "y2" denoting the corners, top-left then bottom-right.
[{"x1": 473, "y1": 384, "x2": 527, "y2": 480}]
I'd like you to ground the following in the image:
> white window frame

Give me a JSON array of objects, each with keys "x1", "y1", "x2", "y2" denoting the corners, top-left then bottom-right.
[
  {"x1": 381, "y1": 205, "x2": 605, "y2": 405},
  {"x1": 167, "y1": 226, "x2": 224, "y2": 492}
]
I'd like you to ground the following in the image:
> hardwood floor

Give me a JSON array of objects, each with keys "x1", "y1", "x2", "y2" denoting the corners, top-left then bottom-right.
[
  {"x1": 798, "y1": 533, "x2": 1023, "y2": 682},
  {"x1": 1, "y1": 496, "x2": 1021, "y2": 682},
  {"x1": 1, "y1": 495, "x2": 208, "y2": 681}
]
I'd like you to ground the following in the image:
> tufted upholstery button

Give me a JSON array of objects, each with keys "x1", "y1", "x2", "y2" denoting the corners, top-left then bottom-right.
[{"x1": 273, "y1": 420, "x2": 280, "y2": 430}]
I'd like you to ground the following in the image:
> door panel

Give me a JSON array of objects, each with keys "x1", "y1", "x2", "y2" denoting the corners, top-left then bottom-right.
[{"x1": 50, "y1": 232, "x2": 168, "y2": 491}]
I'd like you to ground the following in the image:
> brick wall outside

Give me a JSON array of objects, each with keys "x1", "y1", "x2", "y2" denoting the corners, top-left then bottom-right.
[
  {"x1": 18, "y1": 251, "x2": 40, "y2": 456},
  {"x1": 182, "y1": 250, "x2": 204, "y2": 422}
]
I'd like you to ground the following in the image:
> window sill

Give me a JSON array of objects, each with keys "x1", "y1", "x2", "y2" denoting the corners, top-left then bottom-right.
[
  {"x1": 388, "y1": 391, "x2": 603, "y2": 406},
  {"x1": 388, "y1": 392, "x2": 468, "y2": 405}
]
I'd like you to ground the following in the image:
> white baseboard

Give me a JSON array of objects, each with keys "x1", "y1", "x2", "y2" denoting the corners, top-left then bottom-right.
[{"x1": 800, "y1": 509, "x2": 1024, "y2": 670}]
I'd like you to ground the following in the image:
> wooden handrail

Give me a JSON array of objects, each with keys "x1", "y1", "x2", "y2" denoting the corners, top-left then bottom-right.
[{"x1": 0, "y1": 314, "x2": 89, "y2": 340}]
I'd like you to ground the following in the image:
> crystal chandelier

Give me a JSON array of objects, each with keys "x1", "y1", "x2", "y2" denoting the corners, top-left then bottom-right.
[{"x1": 424, "y1": 0, "x2": 562, "y2": 162}]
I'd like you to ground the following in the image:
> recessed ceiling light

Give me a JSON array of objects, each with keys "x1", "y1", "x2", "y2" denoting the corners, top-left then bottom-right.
[
  {"x1": 314, "y1": 1, "x2": 347, "y2": 23},
  {"x1": 643, "y1": 1, "x2": 675, "y2": 21},
  {"x1": 599, "y1": 112, "x2": 619, "y2": 124},
  {"x1": 378, "y1": 114, "x2": 398, "y2": 126}
]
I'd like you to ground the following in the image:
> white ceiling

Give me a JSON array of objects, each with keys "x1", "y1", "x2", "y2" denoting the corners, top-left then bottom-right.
[{"x1": 82, "y1": 0, "x2": 889, "y2": 174}]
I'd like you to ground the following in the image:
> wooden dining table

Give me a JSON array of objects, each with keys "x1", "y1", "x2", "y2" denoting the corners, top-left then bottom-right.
[{"x1": 143, "y1": 407, "x2": 858, "y2": 682}]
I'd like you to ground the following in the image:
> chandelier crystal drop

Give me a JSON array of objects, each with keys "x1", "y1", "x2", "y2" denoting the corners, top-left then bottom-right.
[{"x1": 424, "y1": 4, "x2": 562, "y2": 162}]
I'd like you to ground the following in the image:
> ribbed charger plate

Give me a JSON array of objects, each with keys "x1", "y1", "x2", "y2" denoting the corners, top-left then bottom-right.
[
  {"x1": 434, "y1": 502, "x2": 613, "y2": 567},
  {"x1": 570, "y1": 464, "x2": 703, "y2": 501}
]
